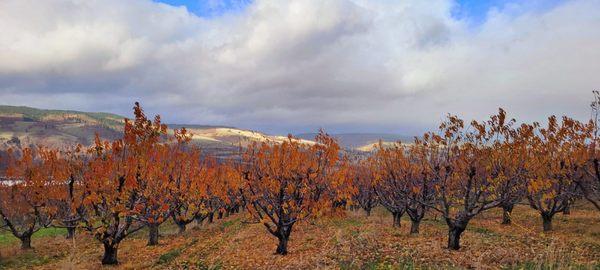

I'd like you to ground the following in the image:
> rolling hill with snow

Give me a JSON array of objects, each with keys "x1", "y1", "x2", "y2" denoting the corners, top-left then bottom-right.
[
  {"x1": 0, "y1": 106, "x2": 315, "y2": 158},
  {"x1": 0, "y1": 105, "x2": 410, "y2": 155}
]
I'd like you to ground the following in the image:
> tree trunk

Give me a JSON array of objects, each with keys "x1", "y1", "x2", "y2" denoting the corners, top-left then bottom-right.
[
  {"x1": 365, "y1": 208, "x2": 371, "y2": 217},
  {"x1": 218, "y1": 211, "x2": 223, "y2": 219},
  {"x1": 275, "y1": 225, "x2": 292, "y2": 255},
  {"x1": 276, "y1": 235, "x2": 289, "y2": 255},
  {"x1": 147, "y1": 223, "x2": 159, "y2": 246},
  {"x1": 446, "y1": 217, "x2": 469, "y2": 250},
  {"x1": 102, "y1": 242, "x2": 119, "y2": 265},
  {"x1": 447, "y1": 225, "x2": 466, "y2": 250},
  {"x1": 410, "y1": 219, "x2": 421, "y2": 235},
  {"x1": 501, "y1": 204, "x2": 514, "y2": 225},
  {"x1": 563, "y1": 204, "x2": 571, "y2": 215},
  {"x1": 177, "y1": 222, "x2": 186, "y2": 234},
  {"x1": 195, "y1": 215, "x2": 206, "y2": 227},
  {"x1": 20, "y1": 235, "x2": 32, "y2": 250},
  {"x1": 208, "y1": 212, "x2": 214, "y2": 223},
  {"x1": 392, "y1": 212, "x2": 402, "y2": 227},
  {"x1": 542, "y1": 213, "x2": 553, "y2": 232},
  {"x1": 66, "y1": 227, "x2": 76, "y2": 239}
]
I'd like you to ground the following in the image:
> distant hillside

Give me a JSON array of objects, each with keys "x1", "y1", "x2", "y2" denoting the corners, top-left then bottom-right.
[
  {"x1": 184, "y1": 127, "x2": 315, "y2": 152},
  {"x1": 0, "y1": 105, "x2": 125, "y2": 130},
  {"x1": 0, "y1": 105, "x2": 125, "y2": 149},
  {"x1": 0, "y1": 105, "x2": 315, "y2": 157},
  {"x1": 0, "y1": 105, "x2": 415, "y2": 156},
  {"x1": 296, "y1": 133, "x2": 415, "y2": 151}
]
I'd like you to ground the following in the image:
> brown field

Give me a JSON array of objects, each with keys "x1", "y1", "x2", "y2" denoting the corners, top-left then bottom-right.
[{"x1": 0, "y1": 203, "x2": 598, "y2": 270}]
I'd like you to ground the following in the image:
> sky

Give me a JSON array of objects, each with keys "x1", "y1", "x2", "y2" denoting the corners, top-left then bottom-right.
[
  {"x1": 0, "y1": 0, "x2": 599, "y2": 135},
  {"x1": 155, "y1": 0, "x2": 253, "y2": 17}
]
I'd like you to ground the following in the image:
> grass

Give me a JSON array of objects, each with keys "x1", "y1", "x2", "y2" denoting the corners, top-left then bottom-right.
[
  {"x1": 468, "y1": 226, "x2": 500, "y2": 238},
  {"x1": 501, "y1": 261, "x2": 600, "y2": 270},
  {"x1": 0, "y1": 203, "x2": 598, "y2": 269},
  {"x1": 196, "y1": 259, "x2": 223, "y2": 270},
  {"x1": 0, "y1": 227, "x2": 66, "y2": 246},
  {"x1": 339, "y1": 258, "x2": 396, "y2": 270},
  {"x1": 219, "y1": 217, "x2": 240, "y2": 231},
  {"x1": 0, "y1": 234, "x2": 15, "y2": 246},
  {"x1": 332, "y1": 217, "x2": 363, "y2": 229},
  {"x1": 32, "y1": 228, "x2": 67, "y2": 238},
  {"x1": 157, "y1": 248, "x2": 182, "y2": 264},
  {"x1": 0, "y1": 251, "x2": 57, "y2": 269}
]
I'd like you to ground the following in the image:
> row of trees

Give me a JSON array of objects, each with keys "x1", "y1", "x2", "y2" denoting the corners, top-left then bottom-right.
[
  {"x1": 1, "y1": 100, "x2": 600, "y2": 265},
  {"x1": 352, "y1": 107, "x2": 600, "y2": 249},
  {"x1": 0, "y1": 103, "x2": 239, "y2": 264},
  {"x1": 0, "y1": 103, "x2": 351, "y2": 264}
]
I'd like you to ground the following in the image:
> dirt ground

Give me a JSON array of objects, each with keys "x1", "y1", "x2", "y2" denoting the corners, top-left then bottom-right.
[{"x1": 0, "y1": 203, "x2": 598, "y2": 269}]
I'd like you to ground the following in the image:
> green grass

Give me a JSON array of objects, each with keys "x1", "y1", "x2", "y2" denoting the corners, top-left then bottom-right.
[
  {"x1": 129, "y1": 220, "x2": 186, "y2": 240},
  {"x1": 468, "y1": 226, "x2": 499, "y2": 237},
  {"x1": 196, "y1": 259, "x2": 223, "y2": 270},
  {"x1": 501, "y1": 261, "x2": 600, "y2": 270},
  {"x1": 421, "y1": 217, "x2": 446, "y2": 228},
  {"x1": 219, "y1": 217, "x2": 244, "y2": 234},
  {"x1": 0, "y1": 227, "x2": 67, "y2": 246},
  {"x1": 0, "y1": 250, "x2": 65, "y2": 269},
  {"x1": 0, "y1": 232, "x2": 17, "y2": 245},
  {"x1": 155, "y1": 237, "x2": 203, "y2": 266},
  {"x1": 219, "y1": 219, "x2": 238, "y2": 230},
  {"x1": 157, "y1": 248, "x2": 183, "y2": 264},
  {"x1": 396, "y1": 260, "x2": 417, "y2": 270},
  {"x1": 33, "y1": 227, "x2": 67, "y2": 238},
  {"x1": 332, "y1": 218, "x2": 363, "y2": 229}
]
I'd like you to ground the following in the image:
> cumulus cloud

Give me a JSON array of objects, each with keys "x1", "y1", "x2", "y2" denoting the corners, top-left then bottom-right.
[{"x1": 0, "y1": 0, "x2": 598, "y2": 134}]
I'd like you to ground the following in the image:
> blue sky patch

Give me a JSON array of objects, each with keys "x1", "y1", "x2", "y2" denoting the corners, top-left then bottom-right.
[
  {"x1": 157, "y1": 0, "x2": 565, "y2": 24},
  {"x1": 155, "y1": 0, "x2": 566, "y2": 24},
  {"x1": 155, "y1": 0, "x2": 252, "y2": 17},
  {"x1": 453, "y1": 0, "x2": 565, "y2": 26}
]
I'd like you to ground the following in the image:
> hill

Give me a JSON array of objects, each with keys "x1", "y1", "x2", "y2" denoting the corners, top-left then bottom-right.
[
  {"x1": 296, "y1": 133, "x2": 415, "y2": 151},
  {"x1": 0, "y1": 105, "x2": 124, "y2": 149},
  {"x1": 0, "y1": 105, "x2": 314, "y2": 157}
]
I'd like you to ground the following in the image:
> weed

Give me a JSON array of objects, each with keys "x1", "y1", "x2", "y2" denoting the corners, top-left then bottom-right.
[{"x1": 157, "y1": 248, "x2": 182, "y2": 264}]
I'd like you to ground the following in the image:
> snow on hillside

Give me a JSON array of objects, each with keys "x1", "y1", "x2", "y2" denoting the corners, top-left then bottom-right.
[{"x1": 187, "y1": 127, "x2": 315, "y2": 146}]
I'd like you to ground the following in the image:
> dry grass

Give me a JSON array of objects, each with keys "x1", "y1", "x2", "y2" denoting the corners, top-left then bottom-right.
[{"x1": 0, "y1": 203, "x2": 598, "y2": 269}]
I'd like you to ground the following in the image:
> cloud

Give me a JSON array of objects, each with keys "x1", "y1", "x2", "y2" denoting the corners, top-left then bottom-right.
[{"x1": 0, "y1": 0, "x2": 599, "y2": 134}]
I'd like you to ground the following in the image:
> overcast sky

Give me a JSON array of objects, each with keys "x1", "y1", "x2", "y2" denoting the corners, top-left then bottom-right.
[{"x1": 0, "y1": 0, "x2": 599, "y2": 135}]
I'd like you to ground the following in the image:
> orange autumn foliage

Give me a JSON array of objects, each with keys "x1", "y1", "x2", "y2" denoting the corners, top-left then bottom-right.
[
  {"x1": 1, "y1": 146, "x2": 68, "y2": 249},
  {"x1": 525, "y1": 116, "x2": 592, "y2": 231},
  {"x1": 240, "y1": 131, "x2": 346, "y2": 255}
]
